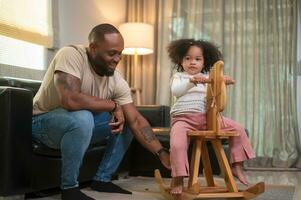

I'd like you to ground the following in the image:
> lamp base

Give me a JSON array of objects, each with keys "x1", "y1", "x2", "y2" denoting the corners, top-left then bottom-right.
[{"x1": 130, "y1": 87, "x2": 142, "y2": 105}]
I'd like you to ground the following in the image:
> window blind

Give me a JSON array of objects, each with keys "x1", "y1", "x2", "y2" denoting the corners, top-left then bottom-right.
[{"x1": 0, "y1": 0, "x2": 53, "y2": 48}]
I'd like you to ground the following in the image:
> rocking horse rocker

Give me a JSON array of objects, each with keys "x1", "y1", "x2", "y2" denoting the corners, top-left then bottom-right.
[{"x1": 155, "y1": 60, "x2": 265, "y2": 200}]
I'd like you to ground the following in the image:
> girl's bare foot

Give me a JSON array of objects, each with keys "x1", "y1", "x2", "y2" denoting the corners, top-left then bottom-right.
[
  {"x1": 232, "y1": 162, "x2": 249, "y2": 186},
  {"x1": 170, "y1": 176, "x2": 184, "y2": 200},
  {"x1": 158, "y1": 148, "x2": 171, "y2": 169}
]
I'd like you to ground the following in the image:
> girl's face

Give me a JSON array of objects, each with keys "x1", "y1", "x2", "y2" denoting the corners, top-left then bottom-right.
[{"x1": 181, "y1": 46, "x2": 204, "y2": 75}]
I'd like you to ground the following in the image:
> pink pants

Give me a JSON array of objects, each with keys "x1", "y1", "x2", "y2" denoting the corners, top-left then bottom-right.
[{"x1": 170, "y1": 113, "x2": 256, "y2": 177}]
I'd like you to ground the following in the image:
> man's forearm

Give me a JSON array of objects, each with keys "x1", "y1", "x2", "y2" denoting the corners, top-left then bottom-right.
[
  {"x1": 122, "y1": 103, "x2": 164, "y2": 154},
  {"x1": 54, "y1": 71, "x2": 116, "y2": 112},
  {"x1": 62, "y1": 92, "x2": 115, "y2": 112},
  {"x1": 140, "y1": 126, "x2": 157, "y2": 142},
  {"x1": 130, "y1": 116, "x2": 163, "y2": 154}
]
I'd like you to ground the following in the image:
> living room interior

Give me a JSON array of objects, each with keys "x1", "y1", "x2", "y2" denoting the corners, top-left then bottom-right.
[{"x1": 0, "y1": 0, "x2": 301, "y2": 200}]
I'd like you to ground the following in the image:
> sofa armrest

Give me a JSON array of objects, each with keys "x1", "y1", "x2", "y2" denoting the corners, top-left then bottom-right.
[
  {"x1": 0, "y1": 87, "x2": 32, "y2": 196},
  {"x1": 137, "y1": 105, "x2": 170, "y2": 127}
]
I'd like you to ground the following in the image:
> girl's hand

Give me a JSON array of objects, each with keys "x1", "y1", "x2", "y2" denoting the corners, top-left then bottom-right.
[
  {"x1": 224, "y1": 75, "x2": 235, "y2": 85},
  {"x1": 190, "y1": 74, "x2": 209, "y2": 84},
  {"x1": 109, "y1": 104, "x2": 125, "y2": 134}
]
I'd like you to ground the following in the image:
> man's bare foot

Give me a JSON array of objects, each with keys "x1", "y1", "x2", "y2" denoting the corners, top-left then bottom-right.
[
  {"x1": 232, "y1": 162, "x2": 249, "y2": 186},
  {"x1": 170, "y1": 176, "x2": 184, "y2": 200},
  {"x1": 158, "y1": 148, "x2": 171, "y2": 169}
]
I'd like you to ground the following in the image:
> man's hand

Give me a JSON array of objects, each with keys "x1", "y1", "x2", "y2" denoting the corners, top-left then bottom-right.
[{"x1": 109, "y1": 103, "x2": 125, "y2": 134}]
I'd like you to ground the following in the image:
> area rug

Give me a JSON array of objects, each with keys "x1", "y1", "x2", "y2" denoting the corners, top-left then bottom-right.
[
  {"x1": 253, "y1": 185, "x2": 295, "y2": 200},
  {"x1": 25, "y1": 176, "x2": 295, "y2": 200},
  {"x1": 97, "y1": 176, "x2": 295, "y2": 200},
  {"x1": 115, "y1": 176, "x2": 295, "y2": 200}
]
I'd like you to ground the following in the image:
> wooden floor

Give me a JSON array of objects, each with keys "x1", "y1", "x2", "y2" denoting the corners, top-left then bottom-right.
[{"x1": 25, "y1": 170, "x2": 301, "y2": 200}]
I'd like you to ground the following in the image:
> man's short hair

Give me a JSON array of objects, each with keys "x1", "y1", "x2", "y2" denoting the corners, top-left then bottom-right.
[{"x1": 88, "y1": 23, "x2": 120, "y2": 44}]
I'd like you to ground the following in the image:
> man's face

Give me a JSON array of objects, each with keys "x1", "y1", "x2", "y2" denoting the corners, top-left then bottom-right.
[{"x1": 89, "y1": 33, "x2": 124, "y2": 76}]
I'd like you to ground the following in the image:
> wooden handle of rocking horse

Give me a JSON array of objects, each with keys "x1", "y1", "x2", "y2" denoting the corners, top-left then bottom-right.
[
  {"x1": 206, "y1": 60, "x2": 227, "y2": 112},
  {"x1": 206, "y1": 60, "x2": 227, "y2": 132}
]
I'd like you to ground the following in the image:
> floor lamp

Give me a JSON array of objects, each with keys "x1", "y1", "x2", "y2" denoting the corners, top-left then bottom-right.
[{"x1": 119, "y1": 22, "x2": 154, "y2": 105}]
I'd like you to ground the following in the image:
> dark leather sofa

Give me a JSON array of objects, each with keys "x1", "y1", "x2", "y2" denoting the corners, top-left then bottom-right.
[{"x1": 0, "y1": 76, "x2": 171, "y2": 198}]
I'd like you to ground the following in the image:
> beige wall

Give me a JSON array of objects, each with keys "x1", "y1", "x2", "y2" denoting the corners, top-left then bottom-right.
[{"x1": 58, "y1": 0, "x2": 127, "y2": 47}]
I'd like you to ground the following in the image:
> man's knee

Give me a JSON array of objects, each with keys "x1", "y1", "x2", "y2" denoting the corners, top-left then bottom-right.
[{"x1": 68, "y1": 110, "x2": 94, "y2": 137}]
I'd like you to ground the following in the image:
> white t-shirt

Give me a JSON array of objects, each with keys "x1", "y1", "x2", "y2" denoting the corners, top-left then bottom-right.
[
  {"x1": 170, "y1": 72, "x2": 207, "y2": 116},
  {"x1": 33, "y1": 45, "x2": 132, "y2": 115}
]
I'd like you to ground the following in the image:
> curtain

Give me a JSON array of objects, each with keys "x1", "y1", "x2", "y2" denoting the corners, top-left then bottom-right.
[
  {"x1": 122, "y1": 0, "x2": 158, "y2": 105},
  {"x1": 157, "y1": 0, "x2": 299, "y2": 168},
  {"x1": 295, "y1": 0, "x2": 301, "y2": 168},
  {"x1": 0, "y1": 0, "x2": 53, "y2": 47},
  {"x1": 156, "y1": 0, "x2": 175, "y2": 105}
]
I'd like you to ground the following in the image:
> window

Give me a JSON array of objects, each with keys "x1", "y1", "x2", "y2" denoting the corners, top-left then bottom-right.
[
  {"x1": 0, "y1": 35, "x2": 45, "y2": 70},
  {"x1": 0, "y1": 0, "x2": 52, "y2": 70}
]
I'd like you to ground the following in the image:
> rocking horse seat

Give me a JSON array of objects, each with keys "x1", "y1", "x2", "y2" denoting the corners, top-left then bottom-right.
[{"x1": 188, "y1": 130, "x2": 239, "y2": 139}]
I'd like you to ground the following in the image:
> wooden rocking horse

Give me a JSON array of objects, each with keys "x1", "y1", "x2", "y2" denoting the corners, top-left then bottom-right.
[{"x1": 155, "y1": 60, "x2": 265, "y2": 199}]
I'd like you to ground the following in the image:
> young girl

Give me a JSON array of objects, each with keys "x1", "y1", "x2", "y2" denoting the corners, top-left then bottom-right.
[{"x1": 168, "y1": 39, "x2": 255, "y2": 197}]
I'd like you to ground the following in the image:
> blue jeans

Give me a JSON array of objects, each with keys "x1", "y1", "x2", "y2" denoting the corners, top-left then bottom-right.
[{"x1": 32, "y1": 108, "x2": 133, "y2": 189}]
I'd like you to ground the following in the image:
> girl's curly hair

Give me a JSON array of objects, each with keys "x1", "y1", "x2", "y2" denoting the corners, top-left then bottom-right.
[{"x1": 167, "y1": 39, "x2": 223, "y2": 73}]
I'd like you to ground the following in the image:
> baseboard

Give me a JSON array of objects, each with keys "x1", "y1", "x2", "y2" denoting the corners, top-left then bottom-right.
[{"x1": 244, "y1": 166, "x2": 301, "y2": 171}]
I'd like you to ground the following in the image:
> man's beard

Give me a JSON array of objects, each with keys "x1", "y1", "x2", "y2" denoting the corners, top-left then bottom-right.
[
  {"x1": 93, "y1": 61, "x2": 115, "y2": 76},
  {"x1": 91, "y1": 55, "x2": 115, "y2": 76}
]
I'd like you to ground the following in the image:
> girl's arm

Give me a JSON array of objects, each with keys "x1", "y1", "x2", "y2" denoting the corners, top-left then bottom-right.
[
  {"x1": 224, "y1": 75, "x2": 235, "y2": 85},
  {"x1": 190, "y1": 74, "x2": 210, "y2": 84},
  {"x1": 171, "y1": 74, "x2": 195, "y2": 97}
]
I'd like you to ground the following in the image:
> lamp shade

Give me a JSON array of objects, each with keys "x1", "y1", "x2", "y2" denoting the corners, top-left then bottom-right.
[{"x1": 119, "y1": 22, "x2": 154, "y2": 55}]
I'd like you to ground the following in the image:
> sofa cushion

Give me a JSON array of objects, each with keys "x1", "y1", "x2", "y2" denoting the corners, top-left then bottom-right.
[
  {"x1": 0, "y1": 76, "x2": 41, "y2": 96},
  {"x1": 137, "y1": 105, "x2": 170, "y2": 127}
]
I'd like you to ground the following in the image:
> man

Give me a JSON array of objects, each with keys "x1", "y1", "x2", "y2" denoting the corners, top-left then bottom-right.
[{"x1": 32, "y1": 23, "x2": 170, "y2": 200}]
